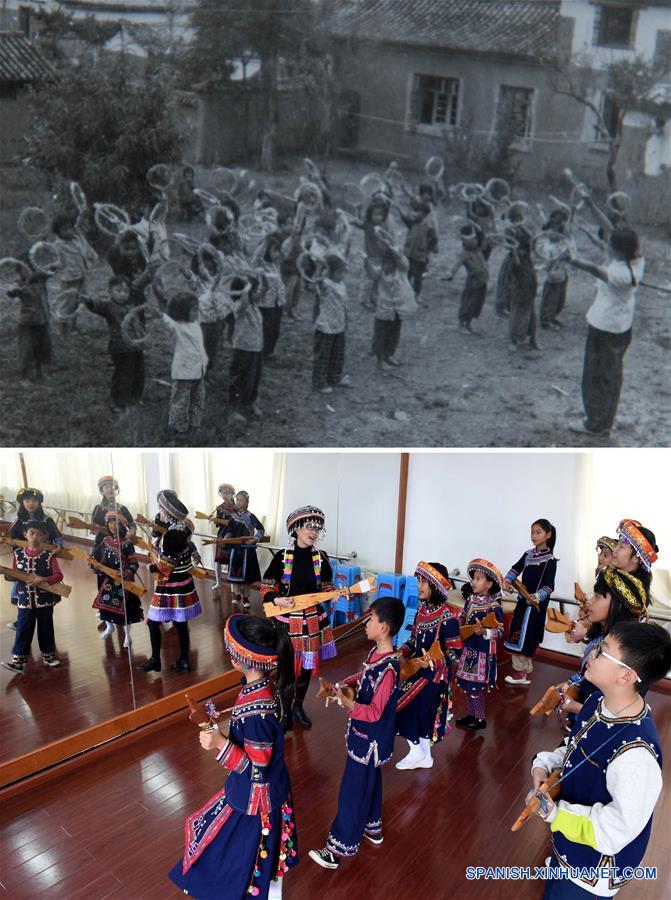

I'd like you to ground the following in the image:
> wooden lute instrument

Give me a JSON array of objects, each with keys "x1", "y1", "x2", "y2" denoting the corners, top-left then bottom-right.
[
  {"x1": 316, "y1": 677, "x2": 356, "y2": 707},
  {"x1": 0, "y1": 534, "x2": 73, "y2": 560},
  {"x1": 263, "y1": 578, "x2": 376, "y2": 618},
  {"x1": 202, "y1": 535, "x2": 271, "y2": 547},
  {"x1": 530, "y1": 681, "x2": 580, "y2": 716},
  {"x1": 459, "y1": 611, "x2": 500, "y2": 641},
  {"x1": 511, "y1": 769, "x2": 561, "y2": 831},
  {"x1": 68, "y1": 546, "x2": 146, "y2": 597},
  {"x1": 0, "y1": 564, "x2": 72, "y2": 598},
  {"x1": 399, "y1": 640, "x2": 444, "y2": 681}
]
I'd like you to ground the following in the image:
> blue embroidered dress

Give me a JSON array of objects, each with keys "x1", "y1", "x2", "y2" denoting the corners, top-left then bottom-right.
[
  {"x1": 326, "y1": 649, "x2": 400, "y2": 858},
  {"x1": 503, "y1": 547, "x2": 557, "y2": 656},
  {"x1": 169, "y1": 677, "x2": 298, "y2": 899},
  {"x1": 455, "y1": 594, "x2": 504, "y2": 694}
]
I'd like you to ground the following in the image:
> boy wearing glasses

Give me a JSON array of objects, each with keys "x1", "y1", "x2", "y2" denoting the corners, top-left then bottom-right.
[{"x1": 527, "y1": 621, "x2": 671, "y2": 898}]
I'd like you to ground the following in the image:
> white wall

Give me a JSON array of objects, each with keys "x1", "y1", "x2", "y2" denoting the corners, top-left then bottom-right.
[
  {"x1": 403, "y1": 452, "x2": 581, "y2": 600},
  {"x1": 562, "y1": 0, "x2": 670, "y2": 66},
  {"x1": 279, "y1": 453, "x2": 401, "y2": 572}
]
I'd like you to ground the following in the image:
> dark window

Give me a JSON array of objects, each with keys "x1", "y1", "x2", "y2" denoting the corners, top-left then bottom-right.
[
  {"x1": 18, "y1": 5, "x2": 32, "y2": 38},
  {"x1": 595, "y1": 93, "x2": 621, "y2": 140},
  {"x1": 498, "y1": 85, "x2": 534, "y2": 140},
  {"x1": 0, "y1": 83, "x2": 19, "y2": 100},
  {"x1": 593, "y1": 5, "x2": 636, "y2": 48},
  {"x1": 413, "y1": 75, "x2": 459, "y2": 127}
]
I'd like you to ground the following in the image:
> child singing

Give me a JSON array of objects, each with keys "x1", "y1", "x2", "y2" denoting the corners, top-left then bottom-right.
[
  {"x1": 455, "y1": 558, "x2": 504, "y2": 730},
  {"x1": 527, "y1": 621, "x2": 670, "y2": 899},
  {"x1": 395, "y1": 561, "x2": 462, "y2": 769},
  {"x1": 1, "y1": 521, "x2": 64, "y2": 674},
  {"x1": 168, "y1": 614, "x2": 298, "y2": 900},
  {"x1": 92, "y1": 511, "x2": 143, "y2": 648},
  {"x1": 503, "y1": 518, "x2": 558, "y2": 686},
  {"x1": 309, "y1": 596, "x2": 405, "y2": 870}
]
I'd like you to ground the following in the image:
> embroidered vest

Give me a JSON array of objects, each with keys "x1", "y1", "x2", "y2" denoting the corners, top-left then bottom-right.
[
  {"x1": 14, "y1": 547, "x2": 57, "y2": 607},
  {"x1": 346, "y1": 650, "x2": 400, "y2": 767}
]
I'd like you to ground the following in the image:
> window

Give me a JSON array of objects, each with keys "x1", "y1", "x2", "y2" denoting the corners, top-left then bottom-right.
[
  {"x1": 412, "y1": 75, "x2": 459, "y2": 128},
  {"x1": 0, "y1": 84, "x2": 19, "y2": 100},
  {"x1": 498, "y1": 85, "x2": 534, "y2": 141},
  {"x1": 593, "y1": 5, "x2": 636, "y2": 49},
  {"x1": 594, "y1": 93, "x2": 621, "y2": 141}
]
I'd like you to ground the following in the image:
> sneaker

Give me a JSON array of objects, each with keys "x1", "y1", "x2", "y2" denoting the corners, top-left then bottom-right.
[
  {"x1": 386, "y1": 356, "x2": 403, "y2": 367},
  {"x1": 378, "y1": 360, "x2": 394, "y2": 372},
  {"x1": 42, "y1": 656, "x2": 61, "y2": 668},
  {"x1": 364, "y1": 831, "x2": 384, "y2": 846},
  {"x1": 7, "y1": 621, "x2": 17, "y2": 631},
  {"x1": 230, "y1": 411, "x2": 247, "y2": 424},
  {"x1": 505, "y1": 673, "x2": 531, "y2": 686},
  {"x1": 335, "y1": 375, "x2": 354, "y2": 388},
  {"x1": 309, "y1": 848, "x2": 339, "y2": 870},
  {"x1": 465, "y1": 718, "x2": 487, "y2": 730},
  {"x1": 2, "y1": 659, "x2": 24, "y2": 674}
]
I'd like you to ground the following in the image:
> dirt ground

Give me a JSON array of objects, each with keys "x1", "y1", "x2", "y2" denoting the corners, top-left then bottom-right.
[{"x1": 1, "y1": 158, "x2": 669, "y2": 448}]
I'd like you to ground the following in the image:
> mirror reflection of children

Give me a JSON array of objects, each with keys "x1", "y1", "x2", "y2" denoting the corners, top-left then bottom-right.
[
  {"x1": 92, "y1": 511, "x2": 142, "y2": 648},
  {"x1": 1, "y1": 521, "x2": 64, "y2": 674}
]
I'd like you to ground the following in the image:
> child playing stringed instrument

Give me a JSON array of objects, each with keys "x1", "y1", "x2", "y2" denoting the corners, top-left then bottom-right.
[
  {"x1": 213, "y1": 482, "x2": 236, "y2": 589},
  {"x1": 526, "y1": 622, "x2": 670, "y2": 898},
  {"x1": 309, "y1": 596, "x2": 405, "y2": 870},
  {"x1": 92, "y1": 511, "x2": 143, "y2": 648},
  {"x1": 503, "y1": 518, "x2": 558, "y2": 686},
  {"x1": 168, "y1": 614, "x2": 297, "y2": 900},
  {"x1": 1, "y1": 521, "x2": 64, "y2": 674},
  {"x1": 395, "y1": 561, "x2": 462, "y2": 769},
  {"x1": 455, "y1": 559, "x2": 504, "y2": 730}
]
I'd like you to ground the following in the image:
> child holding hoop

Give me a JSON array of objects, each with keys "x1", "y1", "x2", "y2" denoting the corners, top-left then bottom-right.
[
  {"x1": 447, "y1": 223, "x2": 489, "y2": 335},
  {"x1": 229, "y1": 276, "x2": 265, "y2": 424},
  {"x1": 370, "y1": 238, "x2": 417, "y2": 371},
  {"x1": 77, "y1": 275, "x2": 145, "y2": 411}
]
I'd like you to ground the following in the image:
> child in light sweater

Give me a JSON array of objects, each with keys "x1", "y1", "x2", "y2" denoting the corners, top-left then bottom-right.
[{"x1": 162, "y1": 291, "x2": 209, "y2": 435}]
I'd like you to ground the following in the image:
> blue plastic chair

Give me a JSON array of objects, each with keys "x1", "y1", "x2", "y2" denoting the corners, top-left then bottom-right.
[
  {"x1": 331, "y1": 564, "x2": 362, "y2": 626},
  {"x1": 394, "y1": 602, "x2": 418, "y2": 649},
  {"x1": 375, "y1": 572, "x2": 406, "y2": 600},
  {"x1": 402, "y1": 576, "x2": 419, "y2": 609}
]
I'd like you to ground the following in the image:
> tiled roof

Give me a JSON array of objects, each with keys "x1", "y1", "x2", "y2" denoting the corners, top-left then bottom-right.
[
  {"x1": 0, "y1": 32, "x2": 55, "y2": 84},
  {"x1": 329, "y1": 0, "x2": 561, "y2": 61}
]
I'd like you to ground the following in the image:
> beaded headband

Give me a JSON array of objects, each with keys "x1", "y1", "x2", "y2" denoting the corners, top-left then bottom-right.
[
  {"x1": 414, "y1": 561, "x2": 453, "y2": 599},
  {"x1": 467, "y1": 558, "x2": 504, "y2": 590},
  {"x1": 17, "y1": 487, "x2": 44, "y2": 504},
  {"x1": 286, "y1": 505, "x2": 325, "y2": 535},
  {"x1": 98, "y1": 475, "x2": 119, "y2": 493},
  {"x1": 596, "y1": 536, "x2": 617, "y2": 552},
  {"x1": 601, "y1": 565, "x2": 649, "y2": 617},
  {"x1": 224, "y1": 614, "x2": 278, "y2": 672},
  {"x1": 617, "y1": 519, "x2": 658, "y2": 572}
]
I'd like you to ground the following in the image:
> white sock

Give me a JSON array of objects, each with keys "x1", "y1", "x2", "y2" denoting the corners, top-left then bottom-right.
[
  {"x1": 419, "y1": 737, "x2": 432, "y2": 757},
  {"x1": 124, "y1": 625, "x2": 132, "y2": 648},
  {"x1": 100, "y1": 621, "x2": 114, "y2": 640},
  {"x1": 214, "y1": 563, "x2": 222, "y2": 587},
  {"x1": 268, "y1": 878, "x2": 283, "y2": 899}
]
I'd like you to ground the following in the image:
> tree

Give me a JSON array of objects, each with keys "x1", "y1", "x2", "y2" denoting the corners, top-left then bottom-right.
[
  {"x1": 23, "y1": 54, "x2": 186, "y2": 208},
  {"x1": 551, "y1": 51, "x2": 671, "y2": 190},
  {"x1": 185, "y1": 0, "x2": 318, "y2": 171}
]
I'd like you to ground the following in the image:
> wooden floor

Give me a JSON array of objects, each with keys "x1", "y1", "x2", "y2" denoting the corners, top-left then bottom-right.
[
  {"x1": 0, "y1": 633, "x2": 669, "y2": 900},
  {"x1": 0, "y1": 551, "x2": 268, "y2": 762}
]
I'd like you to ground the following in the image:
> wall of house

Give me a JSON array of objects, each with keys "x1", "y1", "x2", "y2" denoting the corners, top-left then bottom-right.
[{"x1": 333, "y1": 40, "x2": 621, "y2": 188}]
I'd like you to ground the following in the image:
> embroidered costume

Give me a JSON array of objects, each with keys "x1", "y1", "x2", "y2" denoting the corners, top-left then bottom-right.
[
  {"x1": 214, "y1": 484, "x2": 237, "y2": 565},
  {"x1": 396, "y1": 562, "x2": 462, "y2": 745},
  {"x1": 534, "y1": 691, "x2": 662, "y2": 897},
  {"x1": 225, "y1": 497, "x2": 265, "y2": 587},
  {"x1": 325, "y1": 648, "x2": 401, "y2": 858},
  {"x1": 91, "y1": 533, "x2": 143, "y2": 625},
  {"x1": 91, "y1": 475, "x2": 135, "y2": 552},
  {"x1": 7, "y1": 544, "x2": 64, "y2": 669},
  {"x1": 168, "y1": 616, "x2": 298, "y2": 899},
  {"x1": 503, "y1": 547, "x2": 557, "y2": 657}
]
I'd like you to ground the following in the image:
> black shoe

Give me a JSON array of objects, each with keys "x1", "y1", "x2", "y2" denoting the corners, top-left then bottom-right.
[
  {"x1": 280, "y1": 713, "x2": 294, "y2": 733},
  {"x1": 309, "y1": 848, "x2": 339, "y2": 869},
  {"x1": 465, "y1": 718, "x2": 487, "y2": 730},
  {"x1": 456, "y1": 715, "x2": 476, "y2": 727},
  {"x1": 138, "y1": 657, "x2": 162, "y2": 672},
  {"x1": 292, "y1": 703, "x2": 312, "y2": 728},
  {"x1": 171, "y1": 659, "x2": 191, "y2": 672}
]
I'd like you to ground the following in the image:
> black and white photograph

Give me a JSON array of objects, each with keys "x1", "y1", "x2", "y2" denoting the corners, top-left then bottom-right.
[{"x1": 0, "y1": 0, "x2": 669, "y2": 448}]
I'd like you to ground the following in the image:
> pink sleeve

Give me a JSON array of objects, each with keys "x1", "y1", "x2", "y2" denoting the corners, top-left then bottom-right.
[
  {"x1": 342, "y1": 670, "x2": 362, "y2": 688},
  {"x1": 46, "y1": 556, "x2": 64, "y2": 585},
  {"x1": 349, "y1": 669, "x2": 395, "y2": 723}
]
